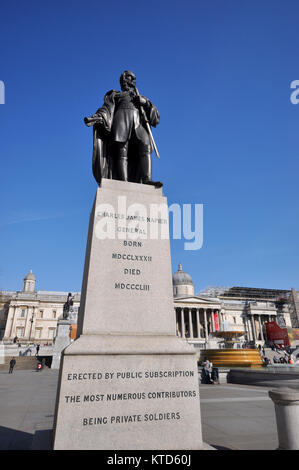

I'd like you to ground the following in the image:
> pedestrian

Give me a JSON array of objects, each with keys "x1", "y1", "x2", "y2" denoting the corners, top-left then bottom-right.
[
  {"x1": 202, "y1": 358, "x2": 213, "y2": 384},
  {"x1": 35, "y1": 344, "x2": 40, "y2": 356},
  {"x1": 273, "y1": 356, "x2": 279, "y2": 363},
  {"x1": 262, "y1": 347, "x2": 265, "y2": 356},
  {"x1": 263, "y1": 357, "x2": 270, "y2": 366},
  {"x1": 211, "y1": 366, "x2": 220, "y2": 384},
  {"x1": 9, "y1": 358, "x2": 16, "y2": 374}
]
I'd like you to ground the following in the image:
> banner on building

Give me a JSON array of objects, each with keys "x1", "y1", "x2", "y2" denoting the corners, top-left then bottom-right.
[
  {"x1": 265, "y1": 321, "x2": 290, "y2": 347},
  {"x1": 214, "y1": 312, "x2": 219, "y2": 331}
]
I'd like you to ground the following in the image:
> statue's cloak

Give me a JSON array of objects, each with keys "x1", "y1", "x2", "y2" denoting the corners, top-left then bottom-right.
[
  {"x1": 91, "y1": 90, "x2": 117, "y2": 185},
  {"x1": 86, "y1": 90, "x2": 159, "y2": 185}
]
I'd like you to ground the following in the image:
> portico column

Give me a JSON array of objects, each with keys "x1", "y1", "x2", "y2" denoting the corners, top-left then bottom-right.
[
  {"x1": 181, "y1": 308, "x2": 185, "y2": 338},
  {"x1": 218, "y1": 310, "x2": 222, "y2": 330},
  {"x1": 10, "y1": 306, "x2": 18, "y2": 339},
  {"x1": 196, "y1": 309, "x2": 200, "y2": 339},
  {"x1": 221, "y1": 312, "x2": 225, "y2": 330},
  {"x1": 4, "y1": 306, "x2": 15, "y2": 340},
  {"x1": 175, "y1": 308, "x2": 180, "y2": 337},
  {"x1": 188, "y1": 309, "x2": 194, "y2": 338},
  {"x1": 24, "y1": 307, "x2": 32, "y2": 339},
  {"x1": 211, "y1": 310, "x2": 215, "y2": 333},
  {"x1": 245, "y1": 317, "x2": 250, "y2": 341},
  {"x1": 249, "y1": 317, "x2": 253, "y2": 341},
  {"x1": 258, "y1": 315, "x2": 264, "y2": 342},
  {"x1": 204, "y1": 309, "x2": 208, "y2": 341},
  {"x1": 251, "y1": 315, "x2": 257, "y2": 343}
]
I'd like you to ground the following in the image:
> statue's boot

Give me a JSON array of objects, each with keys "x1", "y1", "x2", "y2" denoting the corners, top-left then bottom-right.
[
  {"x1": 144, "y1": 180, "x2": 163, "y2": 188},
  {"x1": 117, "y1": 146, "x2": 129, "y2": 181},
  {"x1": 140, "y1": 149, "x2": 163, "y2": 188}
]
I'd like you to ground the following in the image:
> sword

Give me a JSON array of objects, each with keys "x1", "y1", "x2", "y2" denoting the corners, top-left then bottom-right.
[{"x1": 134, "y1": 86, "x2": 160, "y2": 159}]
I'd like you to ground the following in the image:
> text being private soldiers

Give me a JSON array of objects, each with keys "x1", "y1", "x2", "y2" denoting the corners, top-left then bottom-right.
[{"x1": 84, "y1": 71, "x2": 162, "y2": 187}]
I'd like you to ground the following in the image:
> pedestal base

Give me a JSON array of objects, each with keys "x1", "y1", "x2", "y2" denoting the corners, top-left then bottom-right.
[
  {"x1": 53, "y1": 335, "x2": 203, "y2": 450},
  {"x1": 51, "y1": 320, "x2": 72, "y2": 370}
]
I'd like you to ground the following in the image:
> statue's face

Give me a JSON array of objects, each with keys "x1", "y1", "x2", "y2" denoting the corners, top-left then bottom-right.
[{"x1": 120, "y1": 71, "x2": 136, "y2": 91}]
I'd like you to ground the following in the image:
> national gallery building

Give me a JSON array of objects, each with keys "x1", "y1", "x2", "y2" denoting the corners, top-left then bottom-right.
[{"x1": 1, "y1": 267, "x2": 299, "y2": 349}]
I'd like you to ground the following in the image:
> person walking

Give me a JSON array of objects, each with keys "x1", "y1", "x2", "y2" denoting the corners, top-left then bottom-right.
[
  {"x1": 9, "y1": 358, "x2": 16, "y2": 374},
  {"x1": 35, "y1": 344, "x2": 40, "y2": 356}
]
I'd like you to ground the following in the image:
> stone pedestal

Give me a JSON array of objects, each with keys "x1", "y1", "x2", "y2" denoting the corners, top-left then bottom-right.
[
  {"x1": 53, "y1": 179, "x2": 204, "y2": 450},
  {"x1": 52, "y1": 308, "x2": 78, "y2": 370},
  {"x1": 269, "y1": 388, "x2": 299, "y2": 450},
  {"x1": 51, "y1": 320, "x2": 72, "y2": 370}
]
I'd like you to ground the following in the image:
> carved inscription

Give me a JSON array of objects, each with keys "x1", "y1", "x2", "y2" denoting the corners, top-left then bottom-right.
[
  {"x1": 97, "y1": 210, "x2": 167, "y2": 294},
  {"x1": 62, "y1": 368, "x2": 197, "y2": 428}
]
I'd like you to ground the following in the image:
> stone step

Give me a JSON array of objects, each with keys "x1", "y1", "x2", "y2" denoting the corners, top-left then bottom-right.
[{"x1": 0, "y1": 356, "x2": 39, "y2": 371}]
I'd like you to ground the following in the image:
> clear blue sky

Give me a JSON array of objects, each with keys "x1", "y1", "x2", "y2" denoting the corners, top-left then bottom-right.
[{"x1": 1, "y1": 0, "x2": 299, "y2": 293}]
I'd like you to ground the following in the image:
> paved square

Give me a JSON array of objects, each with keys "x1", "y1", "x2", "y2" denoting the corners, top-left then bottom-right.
[
  {"x1": 199, "y1": 383, "x2": 278, "y2": 450},
  {"x1": 0, "y1": 370, "x2": 278, "y2": 450}
]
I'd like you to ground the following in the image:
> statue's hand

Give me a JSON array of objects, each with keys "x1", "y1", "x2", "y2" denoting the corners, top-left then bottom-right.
[
  {"x1": 92, "y1": 114, "x2": 104, "y2": 123},
  {"x1": 84, "y1": 115, "x2": 103, "y2": 127}
]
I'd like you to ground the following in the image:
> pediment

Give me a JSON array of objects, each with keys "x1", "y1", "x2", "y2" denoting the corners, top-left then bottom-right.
[{"x1": 174, "y1": 295, "x2": 221, "y2": 304}]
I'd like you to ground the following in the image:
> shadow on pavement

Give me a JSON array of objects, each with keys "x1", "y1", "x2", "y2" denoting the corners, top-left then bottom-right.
[
  {"x1": 211, "y1": 444, "x2": 233, "y2": 450},
  {"x1": 0, "y1": 426, "x2": 33, "y2": 450}
]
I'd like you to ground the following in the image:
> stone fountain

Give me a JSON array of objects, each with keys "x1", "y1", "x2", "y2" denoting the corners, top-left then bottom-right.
[
  {"x1": 200, "y1": 329, "x2": 263, "y2": 368},
  {"x1": 214, "y1": 330, "x2": 244, "y2": 349}
]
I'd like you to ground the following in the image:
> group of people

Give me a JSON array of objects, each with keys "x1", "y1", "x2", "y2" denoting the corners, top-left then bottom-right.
[
  {"x1": 273, "y1": 355, "x2": 292, "y2": 364},
  {"x1": 259, "y1": 343, "x2": 294, "y2": 366}
]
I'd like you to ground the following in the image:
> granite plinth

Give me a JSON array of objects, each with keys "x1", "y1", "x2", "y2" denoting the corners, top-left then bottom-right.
[
  {"x1": 51, "y1": 320, "x2": 72, "y2": 370},
  {"x1": 53, "y1": 180, "x2": 203, "y2": 449}
]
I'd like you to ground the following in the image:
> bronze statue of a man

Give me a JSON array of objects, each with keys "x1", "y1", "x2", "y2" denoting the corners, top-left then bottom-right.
[
  {"x1": 63, "y1": 293, "x2": 73, "y2": 320},
  {"x1": 84, "y1": 71, "x2": 162, "y2": 187}
]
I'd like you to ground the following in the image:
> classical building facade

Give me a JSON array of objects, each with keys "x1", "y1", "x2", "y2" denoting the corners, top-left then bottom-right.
[
  {"x1": 1, "y1": 271, "x2": 80, "y2": 344},
  {"x1": 172, "y1": 265, "x2": 296, "y2": 350},
  {"x1": 0, "y1": 268, "x2": 298, "y2": 349}
]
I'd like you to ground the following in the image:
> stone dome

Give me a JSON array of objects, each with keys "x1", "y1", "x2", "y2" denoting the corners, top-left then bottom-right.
[
  {"x1": 172, "y1": 264, "x2": 194, "y2": 286},
  {"x1": 24, "y1": 270, "x2": 36, "y2": 281},
  {"x1": 22, "y1": 270, "x2": 36, "y2": 293}
]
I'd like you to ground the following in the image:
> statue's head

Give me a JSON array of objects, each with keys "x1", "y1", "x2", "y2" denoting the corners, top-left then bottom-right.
[{"x1": 120, "y1": 70, "x2": 136, "y2": 91}]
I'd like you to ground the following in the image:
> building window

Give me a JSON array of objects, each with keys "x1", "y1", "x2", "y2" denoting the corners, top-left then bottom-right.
[
  {"x1": 20, "y1": 309, "x2": 26, "y2": 318},
  {"x1": 48, "y1": 328, "x2": 56, "y2": 339},
  {"x1": 16, "y1": 327, "x2": 24, "y2": 337},
  {"x1": 53, "y1": 310, "x2": 57, "y2": 319},
  {"x1": 35, "y1": 328, "x2": 42, "y2": 339},
  {"x1": 39, "y1": 310, "x2": 43, "y2": 319}
]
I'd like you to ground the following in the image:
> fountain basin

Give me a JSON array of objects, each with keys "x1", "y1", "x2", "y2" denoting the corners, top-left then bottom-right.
[{"x1": 200, "y1": 349, "x2": 263, "y2": 368}]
